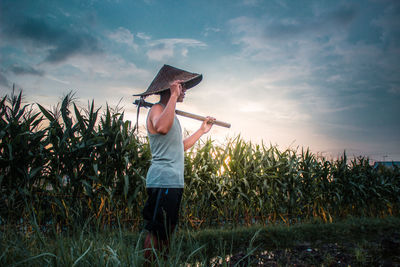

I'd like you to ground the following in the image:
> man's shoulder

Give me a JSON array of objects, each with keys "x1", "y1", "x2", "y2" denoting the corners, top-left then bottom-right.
[{"x1": 150, "y1": 103, "x2": 164, "y2": 114}]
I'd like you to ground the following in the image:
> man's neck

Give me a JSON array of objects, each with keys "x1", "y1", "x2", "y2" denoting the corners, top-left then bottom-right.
[{"x1": 159, "y1": 92, "x2": 170, "y2": 105}]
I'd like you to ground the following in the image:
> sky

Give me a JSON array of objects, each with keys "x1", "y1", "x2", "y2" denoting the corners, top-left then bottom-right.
[{"x1": 0, "y1": 0, "x2": 399, "y2": 162}]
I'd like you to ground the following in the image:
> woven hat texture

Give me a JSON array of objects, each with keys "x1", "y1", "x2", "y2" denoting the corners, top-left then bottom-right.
[{"x1": 134, "y1": 64, "x2": 202, "y2": 97}]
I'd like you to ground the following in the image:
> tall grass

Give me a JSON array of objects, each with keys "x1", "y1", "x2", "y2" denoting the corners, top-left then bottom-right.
[
  {"x1": 1, "y1": 217, "x2": 399, "y2": 266},
  {"x1": 1, "y1": 89, "x2": 399, "y2": 231}
]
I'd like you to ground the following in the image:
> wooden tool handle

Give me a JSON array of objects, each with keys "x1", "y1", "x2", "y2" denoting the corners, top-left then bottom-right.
[
  {"x1": 133, "y1": 99, "x2": 231, "y2": 128},
  {"x1": 175, "y1": 110, "x2": 231, "y2": 128}
]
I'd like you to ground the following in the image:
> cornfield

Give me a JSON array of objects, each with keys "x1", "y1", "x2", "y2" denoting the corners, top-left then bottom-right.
[{"x1": 1, "y1": 89, "x2": 399, "y2": 232}]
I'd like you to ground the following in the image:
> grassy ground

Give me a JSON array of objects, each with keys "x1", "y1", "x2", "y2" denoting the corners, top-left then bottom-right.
[{"x1": 1, "y1": 217, "x2": 400, "y2": 266}]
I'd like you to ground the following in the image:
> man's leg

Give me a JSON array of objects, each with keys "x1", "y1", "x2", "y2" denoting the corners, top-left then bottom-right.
[
  {"x1": 144, "y1": 231, "x2": 158, "y2": 264},
  {"x1": 142, "y1": 188, "x2": 161, "y2": 265},
  {"x1": 161, "y1": 188, "x2": 183, "y2": 256},
  {"x1": 142, "y1": 188, "x2": 183, "y2": 263}
]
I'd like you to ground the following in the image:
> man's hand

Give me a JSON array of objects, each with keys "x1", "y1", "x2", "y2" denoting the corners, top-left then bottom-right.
[
  {"x1": 170, "y1": 80, "x2": 184, "y2": 98},
  {"x1": 184, "y1": 116, "x2": 216, "y2": 151},
  {"x1": 200, "y1": 116, "x2": 216, "y2": 134}
]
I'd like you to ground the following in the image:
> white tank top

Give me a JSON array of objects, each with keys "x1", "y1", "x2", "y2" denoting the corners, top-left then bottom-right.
[{"x1": 146, "y1": 106, "x2": 184, "y2": 188}]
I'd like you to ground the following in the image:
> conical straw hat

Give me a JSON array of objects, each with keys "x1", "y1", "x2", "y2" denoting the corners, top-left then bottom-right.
[{"x1": 133, "y1": 64, "x2": 202, "y2": 97}]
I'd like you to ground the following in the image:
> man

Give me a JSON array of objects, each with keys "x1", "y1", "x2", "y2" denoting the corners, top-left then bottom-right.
[{"x1": 134, "y1": 65, "x2": 215, "y2": 261}]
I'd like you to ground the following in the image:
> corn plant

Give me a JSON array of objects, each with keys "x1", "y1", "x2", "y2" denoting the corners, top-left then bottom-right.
[
  {"x1": 1, "y1": 89, "x2": 399, "y2": 231},
  {"x1": 0, "y1": 88, "x2": 46, "y2": 224}
]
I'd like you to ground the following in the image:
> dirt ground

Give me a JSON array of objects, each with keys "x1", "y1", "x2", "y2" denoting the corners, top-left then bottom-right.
[{"x1": 217, "y1": 232, "x2": 400, "y2": 266}]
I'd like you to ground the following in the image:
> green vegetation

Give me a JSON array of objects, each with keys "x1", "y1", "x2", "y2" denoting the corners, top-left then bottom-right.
[
  {"x1": 1, "y1": 90, "x2": 150, "y2": 231},
  {"x1": 1, "y1": 89, "x2": 399, "y2": 232},
  {"x1": 1, "y1": 89, "x2": 400, "y2": 265},
  {"x1": 1, "y1": 217, "x2": 399, "y2": 266}
]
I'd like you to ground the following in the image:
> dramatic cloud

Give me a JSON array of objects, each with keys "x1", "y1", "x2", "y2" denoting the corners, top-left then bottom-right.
[{"x1": 1, "y1": 16, "x2": 102, "y2": 63}]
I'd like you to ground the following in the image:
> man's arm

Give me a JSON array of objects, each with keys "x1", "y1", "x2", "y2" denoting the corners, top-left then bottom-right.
[
  {"x1": 149, "y1": 81, "x2": 182, "y2": 135},
  {"x1": 183, "y1": 116, "x2": 215, "y2": 151}
]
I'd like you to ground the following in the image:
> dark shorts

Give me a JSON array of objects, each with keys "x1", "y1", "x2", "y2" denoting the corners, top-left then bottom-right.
[{"x1": 142, "y1": 188, "x2": 183, "y2": 240}]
